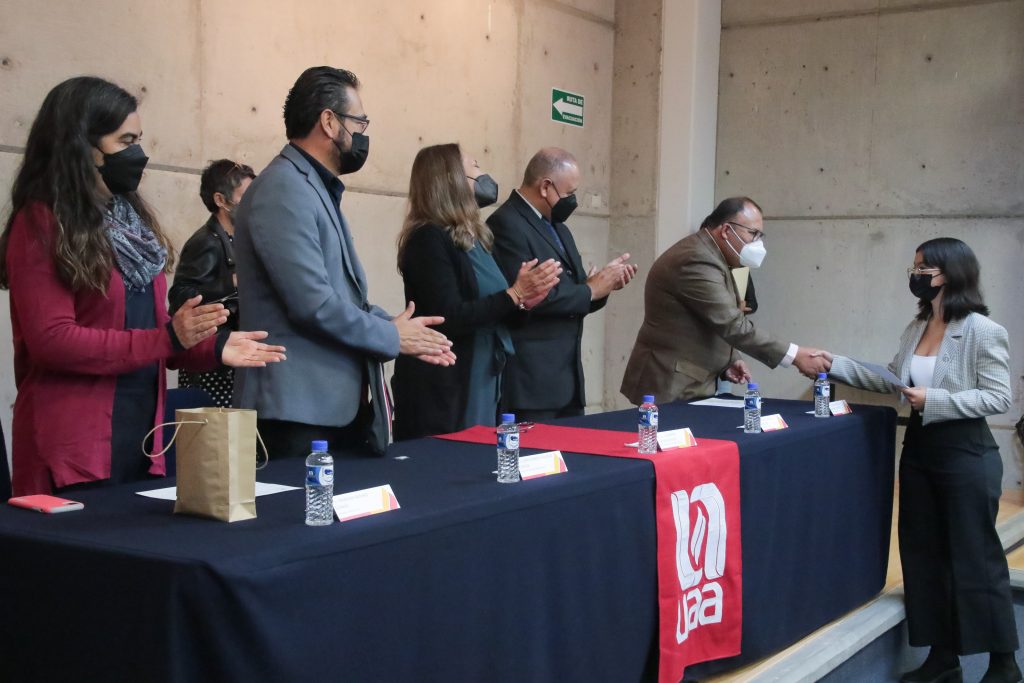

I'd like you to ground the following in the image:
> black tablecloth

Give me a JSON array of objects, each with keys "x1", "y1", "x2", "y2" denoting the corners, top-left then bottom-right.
[{"x1": 0, "y1": 398, "x2": 895, "y2": 683}]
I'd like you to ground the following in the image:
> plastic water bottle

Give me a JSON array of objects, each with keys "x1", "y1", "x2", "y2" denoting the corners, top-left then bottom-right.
[
  {"x1": 744, "y1": 383, "x2": 762, "y2": 434},
  {"x1": 814, "y1": 372, "x2": 831, "y2": 418},
  {"x1": 497, "y1": 414, "x2": 521, "y2": 483},
  {"x1": 305, "y1": 440, "x2": 334, "y2": 526},
  {"x1": 638, "y1": 394, "x2": 659, "y2": 455}
]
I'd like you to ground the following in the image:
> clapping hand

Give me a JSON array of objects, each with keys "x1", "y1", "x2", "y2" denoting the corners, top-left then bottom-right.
[
  {"x1": 511, "y1": 258, "x2": 562, "y2": 309},
  {"x1": 221, "y1": 331, "x2": 287, "y2": 367},
  {"x1": 586, "y1": 253, "x2": 638, "y2": 300},
  {"x1": 393, "y1": 301, "x2": 456, "y2": 367},
  {"x1": 172, "y1": 295, "x2": 228, "y2": 349}
]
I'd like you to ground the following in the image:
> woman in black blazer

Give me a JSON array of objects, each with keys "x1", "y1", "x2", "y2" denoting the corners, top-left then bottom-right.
[
  {"x1": 392, "y1": 144, "x2": 560, "y2": 440},
  {"x1": 169, "y1": 160, "x2": 255, "y2": 406}
]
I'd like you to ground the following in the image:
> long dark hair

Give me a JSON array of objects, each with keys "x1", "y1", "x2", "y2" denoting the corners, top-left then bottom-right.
[
  {"x1": 915, "y1": 237, "x2": 989, "y2": 322},
  {"x1": 0, "y1": 76, "x2": 172, "y2": 292}
]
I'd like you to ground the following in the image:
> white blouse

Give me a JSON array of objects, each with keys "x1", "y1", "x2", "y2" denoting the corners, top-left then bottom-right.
[{"x1": 910, "y1": 354, "x2": 937, "y2": 389}]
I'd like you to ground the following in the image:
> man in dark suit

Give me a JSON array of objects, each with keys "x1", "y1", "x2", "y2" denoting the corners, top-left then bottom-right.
[
  {"x1": 488, "y1": 147, "x2": 636, "y2": 421},
  {"x1": 233, "y1": 66, "x2": 455, "y2": 457}
]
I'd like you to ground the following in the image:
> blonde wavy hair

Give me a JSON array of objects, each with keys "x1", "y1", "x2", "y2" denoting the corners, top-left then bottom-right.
[{"x1": 396, "y1": 143, "x2": 492, "y2": 272}]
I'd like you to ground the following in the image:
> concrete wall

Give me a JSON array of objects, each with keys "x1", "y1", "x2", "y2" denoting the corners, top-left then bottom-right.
[
  {"x1": 716, "y1": 0, "x2": 1024, "y2": 486},
  {"x1": 0, "y1": 0, "x2": 620, "y2": 457}
]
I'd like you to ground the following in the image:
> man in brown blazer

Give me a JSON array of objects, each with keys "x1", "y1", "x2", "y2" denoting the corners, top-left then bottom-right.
[{"x1": 620, "y1": 196, "x2": 830, "y2": 404}]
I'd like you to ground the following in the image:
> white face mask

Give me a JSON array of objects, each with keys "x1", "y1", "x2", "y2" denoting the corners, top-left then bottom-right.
[{"x1": 725, "y1": 226, "x2": 767, "y2": 269}]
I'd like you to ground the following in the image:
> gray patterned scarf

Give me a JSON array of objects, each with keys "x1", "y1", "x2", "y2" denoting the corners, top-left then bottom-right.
[{"x1": 104, "y1": 195, "x2": 166, "y2": 291}]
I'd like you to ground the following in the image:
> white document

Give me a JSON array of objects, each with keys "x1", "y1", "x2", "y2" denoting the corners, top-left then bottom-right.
[
  {"x1": 657, "y1": 428, "x2": 698, "y2": 450},
  {"x1": 851, "y1": 358, "x2": 908, "y2": 389},
  {"x1": 136, "y1": 481, "x2": 300, "y2": 500},
  {"x1": 518, "y1": 451, "x2": 568, "y2": 480},
  {"x1": 732, "y1": 266, "x2": 750, "y2": 301},
  {"x1": 690, "y1": 397, "x2": 746, "y2": 408},
  {"x1": 333, "y1": 484, "x2": 400, "y2": 522}
]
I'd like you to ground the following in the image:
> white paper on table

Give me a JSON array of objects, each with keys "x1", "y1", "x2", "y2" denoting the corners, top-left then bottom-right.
[
  {"x1": 333, "y1": 484, "x2": 400, "y2": 523},
  {"x1": 657, "y1": 428, "x2": 698, "y2": 450},
  {"x1": 690, "y1": 397, "x2": 745, "y2": 408},
  {"x1": 850, "y1": 358, "x2": 908, "y2": 389},
  {"x1": 518, "y1": 451, "x2": 568, "y2": 480},
  {"x1": 136, "y1": 481, "x2": 300, "y2": 500}
]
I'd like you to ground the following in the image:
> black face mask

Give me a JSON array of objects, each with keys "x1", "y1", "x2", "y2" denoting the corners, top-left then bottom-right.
[
  {"x1": 98, "y1": 144, "x2": 149, "y2": 195},
  {"x1": 550, "y1": 192, "x2": 577, "y2": 224},
  {"x1": 335, "y1": 131, "x2": 370, "y2": 175},
  {"x1": 909, "y1": 273, "x2": 943, "y2": 301},
  {"x1": 470, "y1": 174, "x2": 499, "y2": 208}
]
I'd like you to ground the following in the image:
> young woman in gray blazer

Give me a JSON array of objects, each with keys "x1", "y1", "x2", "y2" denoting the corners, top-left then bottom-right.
[{"x1": 826, "y1": 238, "x2": 1018, "y2": 683}]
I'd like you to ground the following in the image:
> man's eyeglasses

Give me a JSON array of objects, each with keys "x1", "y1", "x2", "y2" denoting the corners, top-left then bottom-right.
[
  {"x1": 334, "y1": 112, "x2": 370, "y2": 133},
  {"x1": 727, "y1": 221, "x2": 764, "y2": 242},
  {"x1": 907, "y1": 266, "x2": 941, "y2": 277}
]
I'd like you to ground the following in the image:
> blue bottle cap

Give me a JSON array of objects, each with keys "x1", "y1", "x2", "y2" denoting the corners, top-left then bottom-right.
[
  {"x1": 747, "y1": 383, "x2": 758, "y2": 390},
  {"x1": 501, "y1": 413, "x2": 515, "y2": 424},
  {"x1": 311, "y1": 440, "x2": 328, "y2": 452},
  {"x1": 642, "y1": 395, "x2": 655, "y2": 404},
  {"x1": 818, "y1": 372, "x2": 828, "y2": 379}
]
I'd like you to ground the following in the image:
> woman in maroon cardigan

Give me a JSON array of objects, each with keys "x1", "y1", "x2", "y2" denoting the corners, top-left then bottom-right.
[{"x1": 0, "y1": 77, "x2": 286, "y2": 496}]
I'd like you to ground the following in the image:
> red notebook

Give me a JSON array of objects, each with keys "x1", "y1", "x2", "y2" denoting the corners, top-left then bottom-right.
[{"x1": 8, "y1": 494, "x2": 84, "y2": 513}]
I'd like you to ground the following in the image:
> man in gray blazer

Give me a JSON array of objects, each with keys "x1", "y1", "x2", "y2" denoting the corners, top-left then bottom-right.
[
  {"x1": 234, "y1": 66, "x2": 454, "y2": 457},
  {"x1": 620, "y1": 196, "x2": 830, "y2": 404}
]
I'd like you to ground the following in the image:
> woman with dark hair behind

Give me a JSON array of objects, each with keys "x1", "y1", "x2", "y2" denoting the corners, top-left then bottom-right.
[
  {"x1": 824, "y1": 238, "x2": 1019, "y2": 683},
  {"x1": 169, "y1": 159, "x2": 256, "y2": 406},
  {"x1": 0, "y1": 77, "x2": 285, "y2": 495},
  {"x1": 391, "y1": 143, "x2": 561, "y2": 440}
]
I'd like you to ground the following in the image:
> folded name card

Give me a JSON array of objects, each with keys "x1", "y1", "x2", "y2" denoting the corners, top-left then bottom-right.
[
  {"x1": 830, "y1": 400, "x2": 852, "y2": 416},
  {"x1": 518, "y1": 451, "x2": 568, "y2": 480},
  {"x1": 657, "y1": 428, "x2": 698, "y2": 450},
  {"x1": 333, "y1": 484, "x2": 400, "y2": 523},
  {"x1": 760, "y1": 414, "x2": 789, "y2": 432}
]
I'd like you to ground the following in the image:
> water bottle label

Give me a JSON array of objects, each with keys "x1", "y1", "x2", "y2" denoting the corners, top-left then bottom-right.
[
  {"x1": 745, "y1": 396, "x2": 761, "y2": 411},
  {"x1": 640, "y1": 410, "x2": 658, "y2": 427},
  {"x1": 815, "y1": 384, "x2": 830, "y2": 399},
  {"x1": 498, "y1": 432, "x2": 520, "y2": 450},
  {"x1": 306, "y1": 465, "x2": 334, "y2": 486}
]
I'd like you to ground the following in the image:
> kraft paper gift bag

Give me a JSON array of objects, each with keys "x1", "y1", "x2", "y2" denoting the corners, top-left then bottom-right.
[{"x1": 146, "y1": 407, "x2": 265, "y2": 522}]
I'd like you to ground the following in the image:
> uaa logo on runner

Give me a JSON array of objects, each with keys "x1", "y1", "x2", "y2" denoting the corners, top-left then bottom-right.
[{"x1": 672, "y1": 483, "x2": 727, "y2": 643}]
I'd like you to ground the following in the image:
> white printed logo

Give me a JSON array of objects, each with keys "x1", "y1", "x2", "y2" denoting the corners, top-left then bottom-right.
[{"x1": 672, "y1": 483, "x2": 727, "y2": 643}]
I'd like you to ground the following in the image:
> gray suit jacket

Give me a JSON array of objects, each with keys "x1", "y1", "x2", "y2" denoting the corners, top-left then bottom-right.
[
  {"x1": 829, "y1": 312, "x2": 1012, "y2": 425},
  {"x1": 233, "y1": 144, "x2": 399, "y2": 427},
  {"x1": 620, "y1": 229, "x2": 788, "y2": 404}
]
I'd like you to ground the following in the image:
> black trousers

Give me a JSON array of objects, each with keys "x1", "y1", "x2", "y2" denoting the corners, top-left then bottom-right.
[
  {"x1": 506, "y1": 404, "x2": 585, "y2": 423},
  {"x1": 899, "y1": 419, "x2": 1018, "y2": 654},
  {"x1": 257, "y1": 418, "x2": 365, "y2": 460}
]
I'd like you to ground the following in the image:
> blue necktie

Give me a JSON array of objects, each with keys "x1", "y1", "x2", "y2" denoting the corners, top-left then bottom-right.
[{"x1": 543, "y1": 219, "x2": 567, "y2": 257}]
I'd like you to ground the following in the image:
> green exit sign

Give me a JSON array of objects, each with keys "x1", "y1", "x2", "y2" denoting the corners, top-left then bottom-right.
[{"x1": 551, "y1": 88, "x2": 584, "y2": 127}]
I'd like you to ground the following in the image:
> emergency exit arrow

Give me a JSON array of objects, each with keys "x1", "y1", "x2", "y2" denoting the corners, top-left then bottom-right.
[{"x1": 553, "y1": 98, "x2": 584, "y2": 118}]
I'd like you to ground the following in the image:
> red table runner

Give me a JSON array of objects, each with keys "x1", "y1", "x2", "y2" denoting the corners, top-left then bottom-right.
[{"x1": 437, "y1": 423, "x2": 742, "y2": 683}]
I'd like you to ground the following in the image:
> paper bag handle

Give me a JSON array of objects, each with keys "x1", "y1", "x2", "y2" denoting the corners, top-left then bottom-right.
[{"x1": 142, "y1": 419, "x2": 270, "y2": 469}]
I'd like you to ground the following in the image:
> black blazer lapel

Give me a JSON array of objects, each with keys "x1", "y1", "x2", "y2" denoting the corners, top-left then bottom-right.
[{"x1": 509, "y1": 192, "x2": 574, "y2": 267}]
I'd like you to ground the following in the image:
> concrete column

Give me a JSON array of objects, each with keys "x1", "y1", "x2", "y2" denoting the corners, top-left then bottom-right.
[{"x1": 604, "y1": 0, "x2": 721, "y2": 409}]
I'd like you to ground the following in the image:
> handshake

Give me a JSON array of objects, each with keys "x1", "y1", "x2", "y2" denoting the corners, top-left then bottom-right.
[
  {"x1": 721, "y1": 347, "x2": 834, "y2": 384},
  {"x1": 794, "y1": 347, "x2": 833, "y2": 379}
]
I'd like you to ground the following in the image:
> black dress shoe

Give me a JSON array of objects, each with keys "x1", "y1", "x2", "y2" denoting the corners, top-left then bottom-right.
[
  {"x1": 899, "y1": 664, "x2": 963, "y2": 683},
  {"x1": 980, "y1": 660, "x2": 1023, "y2": 683}
]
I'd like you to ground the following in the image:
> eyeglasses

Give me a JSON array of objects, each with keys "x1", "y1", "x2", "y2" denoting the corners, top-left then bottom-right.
[
  {"x1": 334, "y1": 112, "x2": 370, "y2": 133},
  {"x1": 727, "y1": 221, "x2": 764, "y2": 242},
  {"x1": 907, "y1": 266, "x2": 941, "y2": 277}
]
